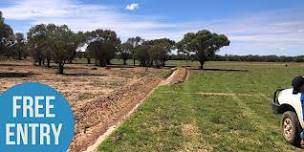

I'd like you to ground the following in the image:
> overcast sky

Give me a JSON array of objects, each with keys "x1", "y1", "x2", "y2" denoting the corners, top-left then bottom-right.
[{"x1": 0, "y1": 0, "x2": 303, "y2": 56}]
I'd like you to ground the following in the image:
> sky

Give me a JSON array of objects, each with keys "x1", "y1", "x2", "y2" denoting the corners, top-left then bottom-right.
[{"x1": 0, "y1": 0, "x2": 303, "y2": 56}]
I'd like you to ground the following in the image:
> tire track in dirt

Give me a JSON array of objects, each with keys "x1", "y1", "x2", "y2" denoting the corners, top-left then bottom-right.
[{"x1": 82, "y1": 68, "x2": 188, "y2": 152}]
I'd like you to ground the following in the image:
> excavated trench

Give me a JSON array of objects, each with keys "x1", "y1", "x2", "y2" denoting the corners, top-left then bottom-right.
[{"x1": 68, "y1": 68, "x2": 188, "y2": 152}]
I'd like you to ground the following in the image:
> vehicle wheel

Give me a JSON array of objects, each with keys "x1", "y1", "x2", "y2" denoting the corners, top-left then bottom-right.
[{"x1": 281, "y1": 111, "x2": 302, "y2": 146}]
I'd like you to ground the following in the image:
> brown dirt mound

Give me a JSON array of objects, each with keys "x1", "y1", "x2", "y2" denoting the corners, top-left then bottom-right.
[
  {"x1": 82, "y1": 68, "x2": 189, "y2": 152},
  {"x1": 160, "y1": 68, "x2": 188, "y2": 86},
  {"x1": 69, "y1": 77, "x2": 161, "y2": 152}
]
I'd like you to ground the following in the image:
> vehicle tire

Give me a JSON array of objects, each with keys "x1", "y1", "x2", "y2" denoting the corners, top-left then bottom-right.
[{"x1": 281, "y1": 111, "x2": 302, "y2": 146}]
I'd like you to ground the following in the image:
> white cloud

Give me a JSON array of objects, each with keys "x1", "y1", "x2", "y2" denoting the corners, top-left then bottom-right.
[
  {"x1": 1, "y1": 0, "x2": 172, "y2": 40},
  {"x1": 125, "y1": 3, "x2": 139, "y2": 11},
  {"x1": 1, "y1": 0, "x2": 304, "y2": 56},
  {"x1": 211, "y1": 10, "x2": 304, "y2": 56}
]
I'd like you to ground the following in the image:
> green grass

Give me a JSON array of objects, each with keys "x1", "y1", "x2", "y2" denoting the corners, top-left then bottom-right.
[{"x1": 98, "y1": 61, "x2": 303, "y2": 152}]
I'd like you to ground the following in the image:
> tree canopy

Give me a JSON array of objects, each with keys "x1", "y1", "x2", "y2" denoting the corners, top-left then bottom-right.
[
  {"x1": 126, "y1": 36, "x2": 144, "y2": 65},
  {"x1": 134, "y1": 38, "x2": 175, "y2": 67},
  {"x1": 86, "y1": 29, "x2": 120, "y2": 67},
  {"x1": 0, "y1": 11, "x2": 14, "y2": 57},
  {"x1": 144, "y1": 38, "x2": 175, "y2": 67},
  {"x1": 134, "y1": 44, "x2": 151, "y2": 67},
  {"x1": 14, "y1": 32, "x2": 26, "y2": 60},
  {"x1": 0, "y1": 11, "x2": 235, "y2": 71},
  {"x1": 27, "y1": 24, "x2": 81, "y2": 74},
  {"x1": 178, "y1": 30, "x2": 230, "y2": 69},
  {"x1": 118, "y1": 42, "x2": 133, "y2": 65}
]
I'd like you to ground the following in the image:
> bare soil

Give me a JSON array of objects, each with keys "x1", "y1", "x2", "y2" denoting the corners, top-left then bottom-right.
[
  {"x1": 0, "y1": 60, "x2": 171, "y2": 152},
  {"x1": 84, "y1": 68, "x2": 189, "y2": 152},
  {"x1": 159, "y1": 68, "x2": 188, "y2": 86}
]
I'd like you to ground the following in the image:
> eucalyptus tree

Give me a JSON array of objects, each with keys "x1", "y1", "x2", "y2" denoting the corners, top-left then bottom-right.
[
  {"x1": 74, "y1": 31, "x2": 89, "y2": 63},
  {"x1": 178, "y1": 30, "x2": 230, "y2": 69},
  {"x1": 86, "y1": 29, "x2": 120, "y2": 66},
  {"x1": 66, "y1": 31, "x2": 86, "y2": 64},
  {"x1": 0, "y1": 11, "x2": 14, "y2": 57},
  {"x1": 49, "y1": 25, "x2": 79, "y2": 74},
  {"x1": 143, "y1": 38, "x2": 175, "y2": 66},
  {"x1": 134, "y1": 44, "x2": 151, "y2": 67},
  {"x1": 27, "y1": 24, "x2": 47, "y2": 66},
  {"x1": 14, "y1": 32, "x2": 26, "y2": 60},
  {"x1": 42, "y1": 24, "x2": 57, "y2": 67},
  {"x1": 87, "y1": 39, "x2": 117, "y2": 67},
  {"x1": 148, "y1": 45, "x2": 167, "y2": 67},
  {"x1": 118, "y1": 42, "x2": 132, "y2": 65},
  {"x1": 126, "y1": 36, "x2": 144, "y2": 65}
]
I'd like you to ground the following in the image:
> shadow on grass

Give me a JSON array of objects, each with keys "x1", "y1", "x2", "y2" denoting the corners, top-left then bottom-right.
[{"x1": 190, "y1": 68, "x2": 249, "y2": 72}]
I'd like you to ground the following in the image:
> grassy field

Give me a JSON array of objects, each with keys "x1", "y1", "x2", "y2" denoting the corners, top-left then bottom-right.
[{"x1": 98, "y1": 61, "x2": 304, "y2": 152}]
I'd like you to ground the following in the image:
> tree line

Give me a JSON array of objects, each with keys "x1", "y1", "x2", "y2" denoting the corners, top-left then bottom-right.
[
  {"x1": 15, "y1": 11, "x2": 301, "y2": 74},
  {"x1": 214, "y1": 55, "x2": 304, "y2": 62},
  {"x1": 171, "y1": 54, "x2": 304, "y2": 62},
  {"x1": 2, "y1": 11, "x2": 303, "y2": 74},
  {"x1": 0, "y1": 11, "x2": 230, "y2": 74}
]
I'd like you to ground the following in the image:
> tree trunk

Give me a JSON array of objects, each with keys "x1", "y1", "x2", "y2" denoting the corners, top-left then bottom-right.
[
  {"x1": 106, "y1": 59, "x2": 111, "y2": 65},
  {"x1": 95, "y1": 59, "x2": 98, "y2": 66},
  {"x1": 87, "y1": 58, "x2": 91, "y2": 64},
  {"x1": 99, "y1": 60, "x2": 102, "y2": 67},
  {"x1": 133, "y1": 58, "x2": 136, "y2": 66},
  {"x1": 18, "y1": 50, "x2": 22, "y2": 60},
  {"x1": 47, "y1": 59, "x2": 50, "y2": 68},
  {"x1": 199, "y1": 60, "x2": 205, "y2": 70},
  {"x1": 58, "y1": 63, "x2": 64, "y2": 74},
  {"x1": 123, "y1": 59, "x2": 127, "y2": 65},
  {"x1": 162, "y1": 60, "x2": 166, "y2": 67},
  {"x1": 38, "y1": 58, "x2": 42, "y2": 66},
  {"x1": 99, "y1": 59, "x2": 106, "y2": 67}
]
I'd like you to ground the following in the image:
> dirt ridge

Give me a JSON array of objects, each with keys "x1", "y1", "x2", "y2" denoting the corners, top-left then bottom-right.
[{"x1": 82, "y1": 68, "x2": 188, "y2": 152}]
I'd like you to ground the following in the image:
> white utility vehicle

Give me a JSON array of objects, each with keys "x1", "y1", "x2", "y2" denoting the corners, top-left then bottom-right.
[{"x1": 272, "y1": 88, "x2": 304, "y2": 147}]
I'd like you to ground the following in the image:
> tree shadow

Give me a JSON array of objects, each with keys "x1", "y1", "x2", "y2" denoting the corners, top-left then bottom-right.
[
  {"x1": 0, "y1": 72, "x2": 34, "y2": 78},
  {"x1": 106, "y1": 65, "x2": 172, "y2": 69},
  {"x1": 0, "y1": 64, "x2": 29, "y2": 67},
  {"x1": 107, "y1": 65, "x2": 136, "y2": 69},
  {"x1": 190, "y1": 68, "x2": 249, "y2": 72},
  {"x1": 63, "y1": 73, "x2": 108, "y2": 77},
  {"x1": 164, "y1": 65, "x2": 177, "y2": 68},
  {"x1": 164, "y1": 65, "x2": 195, "y2": 68}
]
